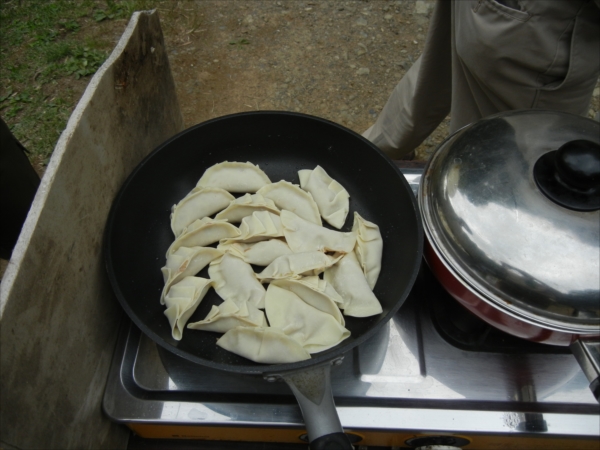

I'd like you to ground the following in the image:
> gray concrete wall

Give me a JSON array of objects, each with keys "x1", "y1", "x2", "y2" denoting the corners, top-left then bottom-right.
[{"x1": 0, "y1": 10, "x2": 183, "y2": 449}]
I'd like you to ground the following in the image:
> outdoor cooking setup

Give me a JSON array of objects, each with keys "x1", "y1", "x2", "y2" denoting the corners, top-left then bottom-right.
[
  {"x1": 104, "y1": 110, "x2": 599, "y2": 449},
  {"x1": 1, "y1": 12, "x2": 597, "y2": 449}
]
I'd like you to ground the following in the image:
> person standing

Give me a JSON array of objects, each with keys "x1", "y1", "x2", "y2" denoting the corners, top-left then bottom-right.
[{"x1": 363, "y1": 0, "x2": 600, "y2": 159}]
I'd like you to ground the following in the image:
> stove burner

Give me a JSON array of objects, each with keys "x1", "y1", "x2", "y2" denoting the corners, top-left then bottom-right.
[
  {"x1": 101, "y1": 166, "x2": 599, "y2": 447},
  {"x1": 418, "y1": 265, "x2": 570, "y2": 354}
]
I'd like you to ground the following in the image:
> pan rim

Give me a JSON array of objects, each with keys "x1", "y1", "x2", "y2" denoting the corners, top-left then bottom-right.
[
  {"x1": 104, "y1": 110, "x2": 424, "y2": 375},
  {"x1": 418, "y1": 110, "x2": 600, "y2": 335}
]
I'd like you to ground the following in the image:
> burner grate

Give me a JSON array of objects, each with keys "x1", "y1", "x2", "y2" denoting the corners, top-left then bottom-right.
[{"x1": 418, "y1": 265, "x2": 571, "y2": 354}]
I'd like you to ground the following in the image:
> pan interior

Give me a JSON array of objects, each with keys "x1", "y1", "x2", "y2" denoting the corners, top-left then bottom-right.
[{"x1": 105, "y1": 112, "x2": 422, "y2": 375}]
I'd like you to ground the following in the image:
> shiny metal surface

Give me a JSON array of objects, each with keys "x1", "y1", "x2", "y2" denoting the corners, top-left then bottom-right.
[
  {"x1": 420, "y1": 110, "x2": 600, "y2": 332},
  {"x1": 103, "y1": 282, "x2": 599, "y2": 437},
  {"x1": 103, "y1": 165, "x2": 599, "y2": 441},
  {"x1": 396, "y1": 167, "x2": 422, "y2": 196},
  {"x1": 570, "y1": 340, "x2": 600, "y2": 383}
]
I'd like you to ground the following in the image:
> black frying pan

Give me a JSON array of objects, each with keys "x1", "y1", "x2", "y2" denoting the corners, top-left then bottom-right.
[{"x1": 104, "y1": 111, "x2": 423, "y2": 448}]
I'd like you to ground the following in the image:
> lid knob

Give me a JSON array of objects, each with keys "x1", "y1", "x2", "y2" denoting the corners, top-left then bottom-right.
[
  {"x1": 555, "y1": 140, "x2": 600, "y2": 191},
  {"x1": 533, "y1": 139, "x2": 600, "y2": 211}
]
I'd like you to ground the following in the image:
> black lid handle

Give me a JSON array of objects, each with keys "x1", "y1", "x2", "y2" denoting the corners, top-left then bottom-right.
[
  {"x1": 533, "y1": 139, "x2": 600, "y2": 211},
  {"x1": 555, "y1": 140, "x2": 600, "y2": 191}
]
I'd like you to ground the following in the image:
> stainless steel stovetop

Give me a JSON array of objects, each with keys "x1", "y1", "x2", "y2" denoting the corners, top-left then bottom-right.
[{"x1": 103, "y1": 169, "x2": 599, "y2": 449}]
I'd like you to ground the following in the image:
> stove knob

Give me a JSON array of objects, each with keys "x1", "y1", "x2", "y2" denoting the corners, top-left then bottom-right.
[
  {"x1": 415, "y1": 447, "x2": 462, "y2": 450},
  {"x1": 406, "y1": 436, "x2": 470, "y2": 448},
  {"x1": 415, "y1": 445, "x2": 461, "y2": 450}
]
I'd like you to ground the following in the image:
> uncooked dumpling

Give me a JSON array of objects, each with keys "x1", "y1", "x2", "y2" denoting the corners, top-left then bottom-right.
[
  {"x1": 220, "y1": 211, "x2": 284, "y2": 245},
  {"x1": 170, "y1": 187, "x2": 235, "y2": 237},
  {"x1": 163, "y1": 276, "x2": 212, "y2": 340},
  {"x1": 215, "y1": 193, "x2": 280, "y2": 223},
  {"x1": 196, "y1": 161, "x2": 271, "y2": 193},
  {"x1": 324, "y1": 251, "x2": 383, "y2": 317},
  {"x1": 160, "y1": 246, "x2": 223, "y2": 304},
  {"x1": 272, "y1": 277, "x2": 345, "y2": 325},
  {"x1": 256, "y1": 251, "x2": 342, "y2": 282},
  {"x1": 208, "y1": 253, "x2": 267, "y2": 309},
  {"x1": 188, "y1": 299, "x2": 267, "y2": 333},
  {"x1": 257, "y1": 180, "x2": 322, "y2": 225},
  {"x1": 297, "y1": 275, "x2": 345, "y2": 307},
  {"x1": 298, "y1": 165, "x2": 350, "y2": 229},
  {"x1": 216, "y1": 326, "x2": 311, "y2": 364},
  {"x1": 167, "y1": 217, "x2": 240, "y2": 255},
  {"x1": 265, "y1": 284, "x2": 350, "y2": 353},
  {"x1": 218, "y1": 239, "x2": 293, "y2": 266},
  {"x1": 352, "y1": 212, "x2": 383, "y2": 289},
  {"x1": 281, "y1": 210, "x2": 356, "y2": 253}
]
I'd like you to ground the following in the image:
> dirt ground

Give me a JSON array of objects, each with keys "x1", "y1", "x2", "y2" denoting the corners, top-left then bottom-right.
[
  {"x1": 8, "y1": 0, "x2": 600, "y2": 170},
  {"x1": 5, "y1": 0, "x2": 600, "y2": 173},
  {"x1": 129, "y1": 0, "x2": 600, "y2": 160},
  {"x1": 40, "y1": 0, "x2": 444, "y2": 164},
  {"x1": 158, "y1": 0, "x2": 446, "y2": 160}
]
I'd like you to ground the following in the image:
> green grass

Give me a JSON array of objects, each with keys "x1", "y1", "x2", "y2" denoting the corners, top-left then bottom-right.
[{"x1": 0, "y1": 0, "x2": 155, "y2": 167}]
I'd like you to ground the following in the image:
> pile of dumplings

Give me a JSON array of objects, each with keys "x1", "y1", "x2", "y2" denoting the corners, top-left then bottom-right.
[{"x1": 161, "y1": 161, "x2": 384, "y2": 364}]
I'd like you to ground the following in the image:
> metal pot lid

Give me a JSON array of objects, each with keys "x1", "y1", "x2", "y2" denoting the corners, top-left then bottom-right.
[{"x1": 419, "y1": 110, "x2": 600, "y2": 333}]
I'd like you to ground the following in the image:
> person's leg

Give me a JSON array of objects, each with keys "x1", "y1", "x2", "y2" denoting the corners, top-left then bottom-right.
[
  {"x1": 363, "y1": 0, "x2": 452, "y2": 159},
  {"x1": 533, "y1": 0, "x2": 599, "y2": 114},
  {"x1": 367, "y1": 0, "x2": 599, "y2": 159},
  {"x1": 0, "y1": 118, "x2": 41, "y2": 260}
]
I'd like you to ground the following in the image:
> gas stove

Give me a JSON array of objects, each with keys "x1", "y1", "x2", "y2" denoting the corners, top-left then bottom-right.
[{"x1": 103, "y1": 168, "x2": 599, "y2": 449}]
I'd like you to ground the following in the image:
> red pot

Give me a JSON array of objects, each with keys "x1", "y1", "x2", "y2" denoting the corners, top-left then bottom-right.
[
  {"x1": 418, "y1": 110, "x2": 600, "y2": 400},
  {"x1": 425, "y1": 238, "x2": 577, "y2": 346}
]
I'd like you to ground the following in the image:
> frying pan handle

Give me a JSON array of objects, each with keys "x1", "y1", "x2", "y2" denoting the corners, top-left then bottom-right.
[
  {"x1": 280, "y1": 363, "x2": 354, "y2": 450},
  {"x1": 310, "y1": 433, "x2": 354, "y2": 450},
  {"x1": 570, "y1": 340, "x2": 600, "y2": 403}
]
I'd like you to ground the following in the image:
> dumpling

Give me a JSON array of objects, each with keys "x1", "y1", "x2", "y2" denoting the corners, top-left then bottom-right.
[
  {"x1": 196, "y1": 161, "x2": 271, "y2": 193},
  {"x1": 216, "y1": 326, "x2": 311, "y2": 364},
  {"x1": 220, "y1": 211, "x2": 284, "y2": 245},
  {"x1": 215, "y1": 193, "x2": 280, "y2": 223},
  {"x1": 170, "y1": 187, "x2": 235, "y2": 237},
  {"x1": 256, "y1": 251, "x2": 343, "y2": 282},
  {"x1": 208, "y1": 253, "x2": 267, "y2": 309},
  {"x1": 188, "y1": 299, "x2": 267, "y2": 333},
  {"x1": 218, "y1": 239, "x2": 293, "y2": 266},
  {"x1": 265, "y1": 284, "x2": 350, "y2": 353},
  {"x1": 257, "y1": 180, "x2": 322, "y2": 225},
  {"x1": 298, "y1": 165, "x2": 350, "y2": 229},
  {"x1": 167, "y1": 217, "x2": 240, "y2": 255},
  {"x1": 297, "y1": 275, "x2": 346, "y2": 307},
  {"x1": 281, "y1": 210, "x2": 356, "y2": 254},
  {"x1": 271, "y1": 277, "x2": 345, "y2": 325},
  {"x1": 160, "y1": 246, "x2": 223, "y2": 304},
  {"x1": 163, "y1": 276, "x2": 213, "y2": 340},
  {"x1": 352, "y1": 212, "x2": 383, "y2": 289},
  {"x1": 323, "y1": 251, "x2": 383, "y2": 318}
]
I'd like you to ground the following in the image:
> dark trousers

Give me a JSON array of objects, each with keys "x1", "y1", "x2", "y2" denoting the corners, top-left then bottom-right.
[{"x1": 0, "y1": 117, "x2": 40, "y2": 259}]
